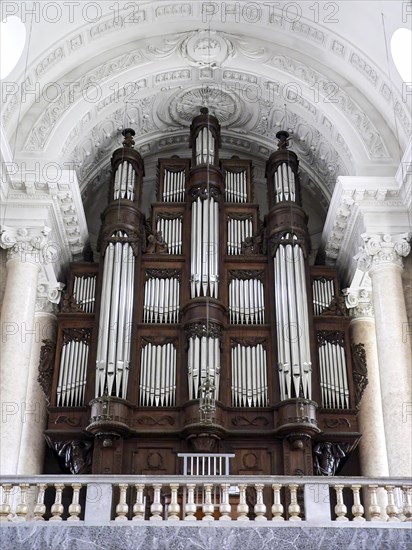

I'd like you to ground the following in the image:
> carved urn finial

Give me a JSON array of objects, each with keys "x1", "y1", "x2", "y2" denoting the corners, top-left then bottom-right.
[
  {"x1": 276, "y1": 130, "x2": 291, "y2": 150},
  {"x1": 200, "y1": 106, "x2": 209, "y2": 115},
  {"x1": 122, "y1": 128, "x2": 135, "y2": 148}
]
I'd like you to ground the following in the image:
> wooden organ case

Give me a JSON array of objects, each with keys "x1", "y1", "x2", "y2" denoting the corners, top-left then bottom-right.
[{"x1": 42, "y1": 109, "x2": 365, "y2": 477}]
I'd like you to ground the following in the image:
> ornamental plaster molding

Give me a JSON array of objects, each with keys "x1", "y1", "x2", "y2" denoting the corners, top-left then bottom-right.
[
  {"x1": 36, "y1": 281, "x2": 65, "y2": 313},
  {"x1": 0, "y1": 226, "x2": 51, "y2": 265},
  {"x1": 322, "y1": 177, "x2": 409, "y2": 266},
  {"x1": 23, "y1": 49, "x2": 147, "y2": 151},
  {"x1": 355, "y1": 233, "x2": 411, "y2": 273},
  {"x1": 266, "y1": 55, "x2": 389, "y2": 159},
  {"x1": 6, "y1": 177, "x2": 87, "y2": 259},
  {"x1": 343, "y1": 288, "x2": 374, "y2": 319}
]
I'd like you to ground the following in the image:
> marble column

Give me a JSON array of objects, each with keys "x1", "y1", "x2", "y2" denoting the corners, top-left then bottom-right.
[
  {"x1": 0, "y1": 226, "x2": 50, "y2": 474},
  {"x1": 344, "y1": 289, "x2": 389, "y2": 519},
  {"x1": 17, "y1": 284, "x2": 61, "y2": 473},
  {"x1": 356, "y1": 234, "x2": 412, "y2": 477}
]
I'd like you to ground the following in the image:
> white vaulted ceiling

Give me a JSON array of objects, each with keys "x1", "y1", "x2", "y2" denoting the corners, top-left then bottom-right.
[{"x1": 2, "y1": 1, "x2": 410, "y2": 252}]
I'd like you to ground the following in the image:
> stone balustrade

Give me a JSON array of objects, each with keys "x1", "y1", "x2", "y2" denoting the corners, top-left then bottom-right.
[{"x1": 0, "y1": 476, "x2": 411, "y2": 525}]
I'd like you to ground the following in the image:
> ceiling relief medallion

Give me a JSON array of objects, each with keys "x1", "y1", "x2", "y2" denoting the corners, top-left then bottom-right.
[
  {"x1": 169, "y1": 86, "x2": 238, "y2": 126},
  {"x1": 147, "y1": 30, "x2": 235, "y2": 68}
]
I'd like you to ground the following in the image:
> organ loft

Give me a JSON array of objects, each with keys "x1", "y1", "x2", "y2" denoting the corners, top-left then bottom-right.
[{"x1": 40, "y1": 108, "x2": 366, "y2": 477}]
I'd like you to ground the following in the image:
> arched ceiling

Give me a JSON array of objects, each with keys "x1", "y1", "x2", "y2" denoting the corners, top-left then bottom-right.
[{"x1": 2, "y1": 0, "x2": 410, "y2": 248}]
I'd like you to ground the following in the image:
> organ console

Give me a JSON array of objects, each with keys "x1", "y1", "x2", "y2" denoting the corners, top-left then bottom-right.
[{"x1": 41, "y1": 109, "x2": 364, "y2": 476}]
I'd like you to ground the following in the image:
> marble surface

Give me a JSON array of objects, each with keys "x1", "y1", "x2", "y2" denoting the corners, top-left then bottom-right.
[{"x1": 0, "y1": 525, "x2": 410, "y2": 550}]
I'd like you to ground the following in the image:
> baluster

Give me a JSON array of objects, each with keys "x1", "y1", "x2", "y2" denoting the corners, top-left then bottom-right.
[
  {"x1": 184, "y1": 483, "x2": 197, "y2": 521},
  {"x1": 219, "y1": 483, "x2": 231, "y2": 521},
  {"x1": 237, "y1": 483, "x2": 249, "y2": 521},
  {"x1": 334, "y1": 484, "x2": 348, "y2": 521},
  {"x1": 254, "y1": 484, "x2": 267, "y2": 521},
  {"x1": 150, "y1": 484, "x2": 163, "y2": 520},
  {"x1": 115, "y1": 484, "x2": 129, "y2": 521},
  {"x1": 271, "y1": 483, "x2": 284, "y2": 521},
  {"x1": 133, "y1": 483, "x2": 145, "y2": 520},
  {"x1": 367, "y1": 485, "x2": 382, "y2": 521},
  {"x1": 202, "y1": 483, "x2": 214, "y2": 521},
  {"x1": 288, "y1": 484, "x2": 301, "y2": 521},
  {"x1": 0, "y1": 484, "x2": 13, "y2": 521},
  {"x1": 385, "y1": 485, "x2": 400, "y2": 522},
  {"x1": 168, "y1": 484, "x2": 180, "y2": 520},
  {"x1": 32, "y1": 483, "x2": 47, "y2": 521},
  {"x1": 15, "y1": 483, "x2": 30, "y2": 522},
  {"x1": 351, "y1": 484, "x2": 365, "y2": 521},
  {"x1": 402, "y1": 485, "x2": 412, "y2": 521},
  {"x1": 50, "y1": 483, "x2": 65, "y2": 521},
  {"x1": 68, "y1": 483, "x2": 82, "y2": 521}
]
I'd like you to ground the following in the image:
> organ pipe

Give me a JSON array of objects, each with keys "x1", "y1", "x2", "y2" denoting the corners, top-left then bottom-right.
[
  {"x1": 231, "y1": 343, "x2": 267, "y2": 407},
  {"x1": 57, "y1": 338, "x2": 89, "y2": 407},
  {"x1": 73, "y1": 275, "x2": 96, "y2": 313},
  {"x1": 318, "y1": 338, "x2": 350, "y2": 409},
  {"x1": 95, "y1": 231, "x2": 135, "y2": 398},
  {"x1": 229, "y1": 278, "x2": 265, "y2": 324},
  {"x1": 143, "y1": 275, "x2": 180, "y2": 323},
  {"x1": 190, "y1": 197, "x2": 219, "y2": 298},
  {"x1": 187, "y1": 336, "x2": 220, "y2": 401},
  {"x1": 225, "y1": 171, "x2": 247, "y2": 203},
  {"x1": 195, "y1": 127, "x2": 215, "y2": 165},
  {"x1": 312, "y1": 278, "x2": 334, "y2": 315},
  {"x1": 275, "y1": 234, "x2": 312, "y2": 400}
]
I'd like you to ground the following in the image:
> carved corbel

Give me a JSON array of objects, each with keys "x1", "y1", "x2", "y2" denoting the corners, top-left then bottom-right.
[{"x1": 38, "y1": 339, "x2": 56, "y2": 405}]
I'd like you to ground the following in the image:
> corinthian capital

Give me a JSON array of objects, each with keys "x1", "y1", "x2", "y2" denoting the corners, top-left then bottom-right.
[
  {"x1": 0, "y1": 226, "x2": 51, "y2": 264},
  {"x1": 343, "y1": 288, "x2": 374, "y2": 318},
  {"x1": 355, "y1": 233, "x2": 411, "y2": 272}
]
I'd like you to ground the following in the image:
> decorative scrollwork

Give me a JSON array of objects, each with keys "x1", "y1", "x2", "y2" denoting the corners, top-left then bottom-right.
[
  {"x1": 321, "y1": 294, "x2": 347, "y2": 317},
  {"x1": 62, "y1": 328, "x2": 91, "y2": 345},
  {"x1": 145, "y1": 230, "x2": 168, "y2": 254},
  {"x1": 189, "y1": 185, "x2": 222, "y2": 201},
  {"x1": 228, "y1": 270, "x2": 264, "y2": 281},
  {"x1": 135, "y1": 415, "x2": 175, "y2": 426},
  {"x1": 145, "y1": 269, "x2": 180, "y2": 280},
  {"x1": 60, "y1": 291, "x2": 84, "y2": 313},
  {"x1": 324, "y1": 417, "x2": 351, "y2": 428},
  {"x1": 99, "y1": 226, "x2": 142, "y2": 256},
  {"x1": 37, "y1": 339, "x2": 56, "y2": 405},
  {"x1": 231, "y1": 337, "x2": 266, "y2": 349},
  {"x1": 232, "y1": 416, "x2": 269, "y2": 427},
  {"x1": 186, "y1": 322, "x2": 222, "y2": 341},
  {"x1": 141, "y1": 336, "x2": 176, "y2": 346},
  {"x1": 351, "y1": 342, "x2": 368, "y2": 410},
  {"x1": 317, "y1": 330, "x2": 345, "y2": 347}
]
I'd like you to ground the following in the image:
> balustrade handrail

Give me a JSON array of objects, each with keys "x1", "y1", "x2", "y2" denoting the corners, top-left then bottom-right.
[
  {"x1": 1, "y1": 475, "x2": 411, "y2": 484},
  {"x1": 1, "y1": 475, "x2": 411, "y2": 524}
]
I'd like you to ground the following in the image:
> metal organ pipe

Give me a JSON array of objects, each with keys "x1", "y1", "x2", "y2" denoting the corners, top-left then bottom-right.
[
  {"x1": 195, "y1": 128, "x2": 215, "y2": 165},
  {"x1": 274, "y1": 235, "x2": 312, "y2": 400},
  {"x1": 95, "y1": 232, "x2": 135, "y2": 398},
  {"x1": 162, "y1": 170, "x2": 185, "y2": 202},
  {"x1": 225, "y1": 171, "x2": 247, "y2": 203},
  {"x1": 190, "y1": 197, "x2": 219, "y2": 299},
  {"x1": 226, "y1": 216, "x2": 253, "y2": 255},
  {"x1": 231, "y1": 343, "x2": 267, "y2": 407},
  {"x1": 113, "y1": 161, "x2": 135, "y2": 201}
]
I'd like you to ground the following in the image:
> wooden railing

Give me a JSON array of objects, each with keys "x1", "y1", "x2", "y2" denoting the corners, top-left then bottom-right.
[{"x1": 0, "y1": 476, "x2": 411, "y2": 524}]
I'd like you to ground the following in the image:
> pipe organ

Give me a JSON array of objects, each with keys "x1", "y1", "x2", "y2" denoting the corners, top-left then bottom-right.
[{"x1": 43, "y1": 111, "x2": 364, "y2": 478}]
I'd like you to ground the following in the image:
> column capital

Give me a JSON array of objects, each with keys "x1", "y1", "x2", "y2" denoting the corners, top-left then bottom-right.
[
  {"x1": 0, "y1": 225, "x2": 52, "y2": 265},
  {"x1": 355, "y1": 233, "x2": 411, "y2": 273},
  {"x1": 36, "y1": 281, "x2": 65, "y2": 313},
  {"x1": 343, "y1": 288, "x2": 374, "y2": 318}
]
